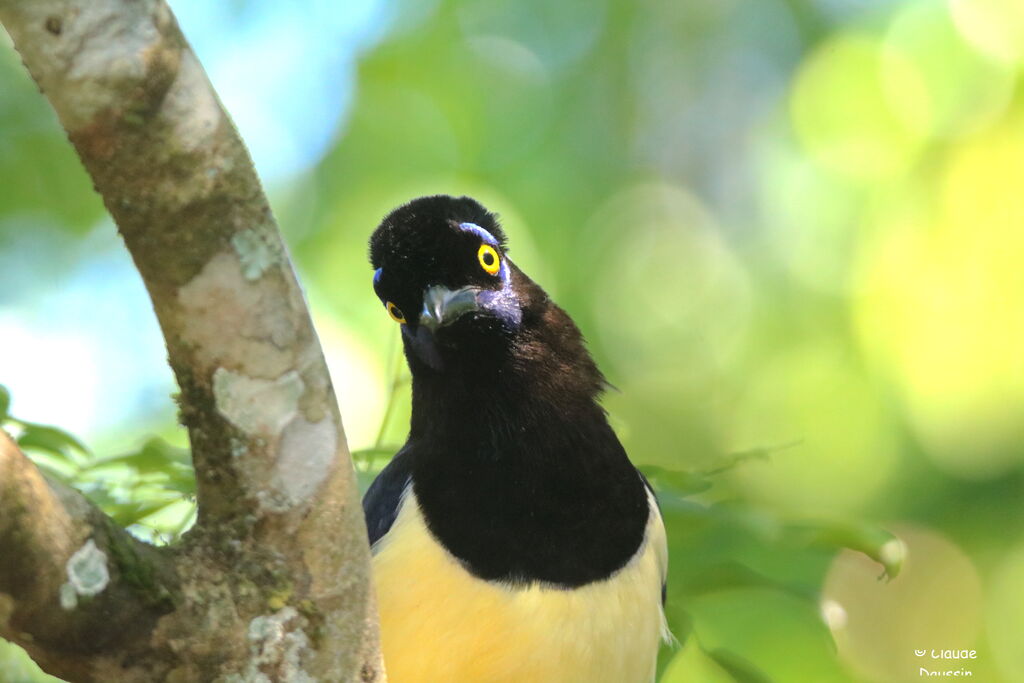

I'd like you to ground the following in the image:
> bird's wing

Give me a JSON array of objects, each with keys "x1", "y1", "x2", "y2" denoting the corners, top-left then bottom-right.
[{"x1": 363, "y1": 445, "x2": 414, "y2": 549}]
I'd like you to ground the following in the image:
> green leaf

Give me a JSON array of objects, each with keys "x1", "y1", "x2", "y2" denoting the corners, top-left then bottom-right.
[
  {"x1": 704, "y1": 648, "x2": 774, "y2": 683},
  {"x1": 639, "y1": 443, "x2": 799, "y2": 497},
  {"x1": 74, "y1": 438, "x2": 196, "y2": 526},
  {"x1": 703, "y1": 441, "x2": 801, "y2": 477},
  {"x1": 88, "y1": 437, "x2": 188, "y2": 473},
  {"x1": 17, "y1": 423, "x2": 89, "y2": 462},
  {"x1": 784, "y1": 519, "x2": 905, "y2": 580},
  {"x1": 163, "y1": 468, "x2": 197, "y2": 496},
  {"x1": 31, "y1": 460, "x2": 74, "y2": 485},
  {"x1": 351, "y1": 446, "x2": 400, "y2": 462},
  {"x1": 681, "y1": 562, "x2": 816, "y2": 602},
  {"x1": 104, "y1": 498, "x2": 180, "y2": 527},
  {"x1": 639, "y1": 465, "x2": 713, "y2": 495},
  {"x1": 0, "y1": 385, "x2": 10, "y2": 421},
  {"x1": 668, "y1": 609, "x2": 694, "y2": 645}
]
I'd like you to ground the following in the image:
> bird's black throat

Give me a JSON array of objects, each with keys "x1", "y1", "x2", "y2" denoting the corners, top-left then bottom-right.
[{"x1": 404, "y1": 275, "x2": 650, "y2": 588}]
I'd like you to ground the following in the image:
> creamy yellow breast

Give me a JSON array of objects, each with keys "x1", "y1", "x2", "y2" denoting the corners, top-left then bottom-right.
[{"x1": 372, "y1": 487, "x2": 668, "y2": 683}]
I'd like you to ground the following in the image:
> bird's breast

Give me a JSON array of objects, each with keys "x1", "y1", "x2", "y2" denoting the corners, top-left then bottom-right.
[{"x1": 371, "y1": 487, "x2": 668, "y2": 683}]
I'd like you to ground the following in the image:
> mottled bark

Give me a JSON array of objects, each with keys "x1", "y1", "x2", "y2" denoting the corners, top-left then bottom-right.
[{"x1": 0, "y1": 0, "x2": 382, "y2": 680}]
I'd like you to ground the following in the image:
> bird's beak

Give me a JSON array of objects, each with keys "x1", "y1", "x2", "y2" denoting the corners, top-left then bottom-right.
[{"x1": 419, "y1": 285, "x2": 479, "y2": 332}]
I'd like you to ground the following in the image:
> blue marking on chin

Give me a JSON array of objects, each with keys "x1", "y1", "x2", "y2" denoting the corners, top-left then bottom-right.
[
  {"x1": 477, "y1": 270, "x2": 522, "y2": 329},
  {"x1": 373, "y1": 267, "x2": 383, "y2": 285},
  {"x1": 458, "y1": 222, "x2": 500, "y2": 246}
]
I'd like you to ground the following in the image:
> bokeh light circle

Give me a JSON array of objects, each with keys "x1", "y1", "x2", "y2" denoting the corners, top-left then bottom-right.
[
  {"x1": 791, "y1": 34, "x2": 928, "y2": 181},
  {"x1": 757, "y1": 145, "x2": 868, "y2": 294},
  {"x1": 722, "y1": 342, "x2": 898, "y2": 515},
  {"x1": 986, "y1": 544, "x2": 1024, "y2": 680},
  {"x1": 823, "y1": 525, "x2": 983, "y2": 682},
  {"x1": 588, "y1": 182, "x2": 751, "y2": 384},
  {"x1": 585, "y1": 183, "x2": 751, "y2": 468},
  {"x1": 884, "y1": 1, "x2": 1014, "y2": 140},
  {"x1": 949, "y1": 0, "x2": 1024, "y2": 65},
  {"x1": 854, "y1": 119, "x2": 1024, "y2": 479},
  {"x1": 456, "y1": 0, "x2": 607, "y2": 71}
]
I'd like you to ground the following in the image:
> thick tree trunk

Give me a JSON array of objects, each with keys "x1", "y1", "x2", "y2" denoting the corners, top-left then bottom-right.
[{"x1": 0, "y1": 1, "x2": 383, "y2": 680}]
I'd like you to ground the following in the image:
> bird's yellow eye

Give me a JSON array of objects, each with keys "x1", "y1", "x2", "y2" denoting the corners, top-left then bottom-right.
[
  {"x1": 386, "y1": 301, "x2": 406, "y2": 324},
  {"x1": 478, "y1": 244, "x2": 500, "y2": 275}
]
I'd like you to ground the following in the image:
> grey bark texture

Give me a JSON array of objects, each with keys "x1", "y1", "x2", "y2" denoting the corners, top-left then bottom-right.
[{"x1": 0, "y1": 0, "x2": 384, "y2": 680}]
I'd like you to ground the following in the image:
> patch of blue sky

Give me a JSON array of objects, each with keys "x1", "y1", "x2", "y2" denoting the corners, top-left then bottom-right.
[
  {"x1": 0, "y1": 225, "x2": 172, "y2": 441},
  {"x1": 169, "y1": 0, "x2": 393, "y2": 183}
]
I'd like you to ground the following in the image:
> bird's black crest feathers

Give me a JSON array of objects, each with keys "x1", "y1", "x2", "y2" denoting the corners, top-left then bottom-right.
[{"x1": 370, "y1": 195, "x2": 507, "y2": 271}]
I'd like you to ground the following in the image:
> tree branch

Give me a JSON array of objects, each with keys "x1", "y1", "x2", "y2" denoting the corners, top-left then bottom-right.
[
  {"x1": 0, "y1": 430, "x2": 177, "y2": 681},
  {"x1": 0, "y1": 0, "x2": 382, "y2": 680}
]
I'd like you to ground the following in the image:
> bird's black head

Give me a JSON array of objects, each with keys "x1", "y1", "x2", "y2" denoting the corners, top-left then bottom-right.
[
  {"x1": 369, "y1": 195, "x2": 527, "y2": 373},
  {"x1": 370, "y1": 194, "x2": 605, "y2": 416}
]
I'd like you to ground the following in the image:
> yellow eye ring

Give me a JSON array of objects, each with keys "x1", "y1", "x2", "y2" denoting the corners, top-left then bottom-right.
[
  {"x1": 478, "y1": 244, "x2": 500, "y2": 275},
  {"x1": 386, "y1": 301, "x2": 406, "y2": 324}
]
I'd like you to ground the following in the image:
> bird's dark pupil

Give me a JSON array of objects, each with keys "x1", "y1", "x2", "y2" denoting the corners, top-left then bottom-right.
[{"x1": 483, "y1": 252, "x2": 495, "y2": 265}]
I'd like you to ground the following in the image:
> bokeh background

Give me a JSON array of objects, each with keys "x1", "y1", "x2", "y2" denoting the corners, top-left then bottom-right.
[{"x1": 2, "y1": 0, "x2": 1023, "y2": 680}]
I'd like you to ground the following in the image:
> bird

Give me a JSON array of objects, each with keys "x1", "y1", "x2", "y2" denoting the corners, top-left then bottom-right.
[{"x1": 362, "y1": 195, "x2": 668, "y2": 682}]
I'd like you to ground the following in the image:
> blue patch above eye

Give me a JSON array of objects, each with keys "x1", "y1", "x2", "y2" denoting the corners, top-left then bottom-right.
[
  {"x1": 458, "y1": 222, "x2": 500, "y2": 247},
  {"x1": 373, "y1": 267, "x2": 386, "y2": 303}
]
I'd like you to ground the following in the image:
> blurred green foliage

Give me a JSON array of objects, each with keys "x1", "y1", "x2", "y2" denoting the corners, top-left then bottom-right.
[
  {"x1": 0, "y1": 387, "x2": 195, "y2": 681},
  {"x1": 4, "y1": 0, "x2": 1024, "y2": 681},
  {"x1": 0, "y1": 386, "x2": 196, "y2": 537}
]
